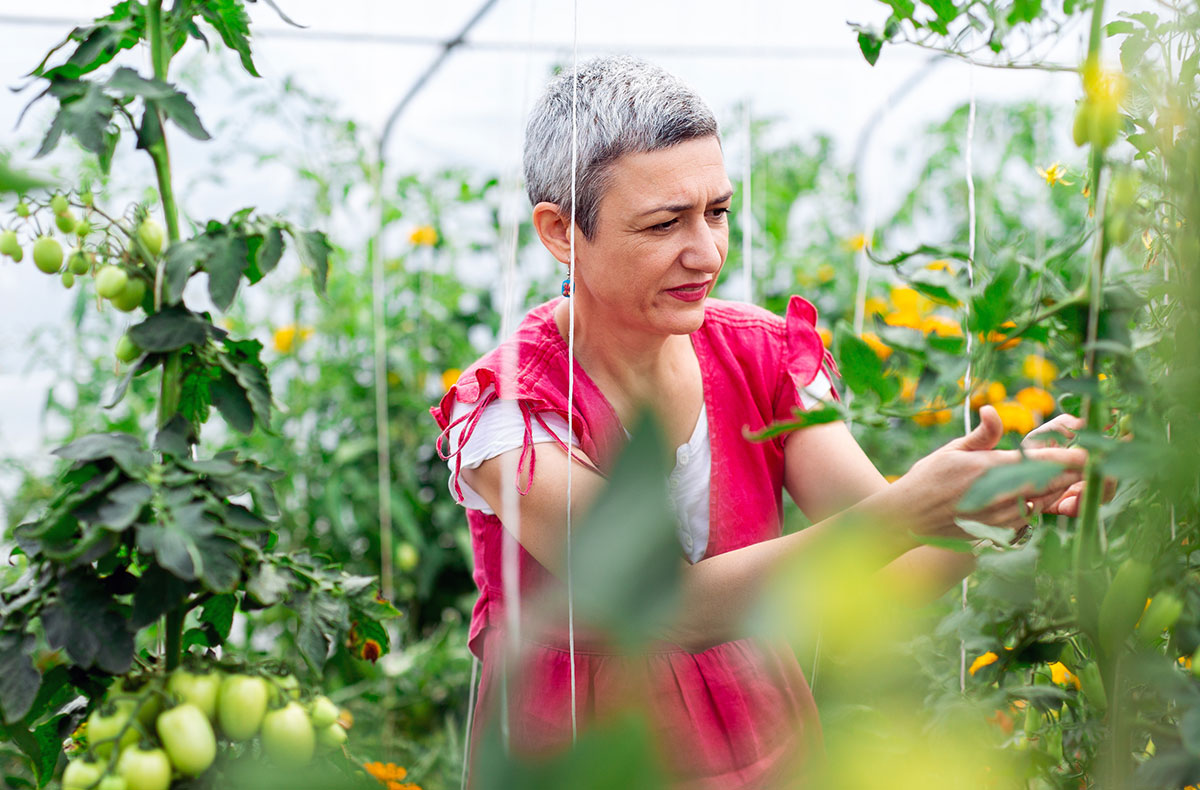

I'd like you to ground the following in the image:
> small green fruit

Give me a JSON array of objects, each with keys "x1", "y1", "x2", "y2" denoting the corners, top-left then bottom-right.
[
  {"x1": 32, "y1": 237, "x2": 63, "y2": 274},
  {"x1": 115, "y1": 335, "x2": 141, "y2": 363},
  {"x1": 55, "y1": 211, "x2": 76, "y2": 234},
  {"x1": 62, "y1": 270, "x2": 75, "y2": 288},
  {"x1": 112, "y1": 278, "x2": 146, "y2": 312},
  {"x1": 50, "y1": 194, "x2": 69, "y2": 215},
  {"x1": 68, "y1": 250, "x2": 90, "y2": 275},
  {"x1": 14, "y1": 201, "x2": 30, "y2": 218},
  {"x1": 0, "y1": 230, "x2": 22, "y2": 261},
  {"x1": 95, "y1": 265, "x2": 128, "y2": 299},
  {"x1": 75, "y1": 219, "x2": 92, "y2": 239},
  {"x1": 137, "y1": 219, "x2": 165, "y2": 257}
]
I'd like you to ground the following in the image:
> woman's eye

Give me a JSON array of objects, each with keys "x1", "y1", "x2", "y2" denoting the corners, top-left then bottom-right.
[
  {"x1": 651, "y1": 219, "x2": 678, "y2": 231},
  {"x1": 710, "y1": 207, "x2": 730, "y2": 220}
]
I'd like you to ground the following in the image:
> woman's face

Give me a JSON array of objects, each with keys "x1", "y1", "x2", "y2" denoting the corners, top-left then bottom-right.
[{"x1": 574, "y1": 135, "x2": 732, "y2": 337}]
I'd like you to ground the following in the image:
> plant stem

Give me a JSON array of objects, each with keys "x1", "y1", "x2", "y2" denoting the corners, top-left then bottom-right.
[{"x1": 165, "y1": 607, "x2": 184, "y2": 672}]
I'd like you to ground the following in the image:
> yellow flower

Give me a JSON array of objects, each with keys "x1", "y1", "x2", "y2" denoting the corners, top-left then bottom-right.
[
  {"x1": 440, "y1": 368, "x2": 462, "y2": 392},
  {"x1": 912, "y1": 398, "x2": 952, "y2": 427},
  {"x1": 1036, "y1": 162, "x2": 1074, "y2": 187},
  {"x1": 844, "y1": 232, "x2": 867, "y2": 252},
  {"x1": 982, "y1": 320, "x2": 1021, "y2": 351},
  {"x1": 1048, "y1": 661, "x2": 1081, "y2": 690},
  {"x1": 889, "y1": 286, "x2": 932, "y2": 315},
  {"x1": 969, "y1": 651, "x2": 999, "y2": 676},
  {"x1": 860, "y1": 332, "x2": 892, "y2": 361},
  {"x1": 920, "y1": 314, "x2": 963, "y2": 338},
  {"x1": 816, "y1": 263, "x2": 835, "y2": 283},
  {"x1": 969, "y1": 381, "x2": 1006, "y2": 411},
  {"x1": 817, "y1": 326, "x2": 833, "y2": 348},
  {"x1": 1021, "y1": 354, "x2": 1058, "y2": 386},
  {"x1": 993, "y1": 401, "x2": 1037, "y2": 435},
  {"x1": 272, "y1": 324, "x2": 313, "y2": 354},
  {"x1": 863, "y1": 296, "x2": 888, "y2": 316},
  {"x1": 1179, "y1": 654, "x2": 1193, "y2": 671},
  {"x1": 899, "y1": 376, "x2": 918, "y2": 403},
  {"x1": 1015, "y1": 387, "x2": 1055, "y2": 416},
  {"x1": 409, "y1": 225, "x2": 438, "y2": 246},
  {"x1": 883, "y1": 310, "x2": 923, "y2": 330},
  {"x1": 924, "y1": 259, "x2": 954, "y2": 273}
]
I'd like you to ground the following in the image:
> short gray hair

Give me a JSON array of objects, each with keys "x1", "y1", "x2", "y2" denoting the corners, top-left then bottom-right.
[{"x1": 523, "y1": 56, "x2": 719, "y2": 239}]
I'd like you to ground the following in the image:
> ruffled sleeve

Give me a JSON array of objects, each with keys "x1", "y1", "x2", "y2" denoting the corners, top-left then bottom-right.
[{"x1": 773, "y1": 295, "x2": 840, "y2": 422}]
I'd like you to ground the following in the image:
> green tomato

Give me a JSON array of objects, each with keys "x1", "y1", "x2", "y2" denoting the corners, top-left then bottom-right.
[
  {"x1": 316, "y1": 722, "x2": 348, "y2": 751},
  {"x1": 217, "y1": 674, "x2": 269, "y2": 740},
  {"x1": 1099, "y1": 558, "x2": 1152, "y2": 655},
  {"x1": 87, "y1": 699, "x2": 138, "y2": 757},
  {"x1": 309, "y1": 695, "x2": 339, "y2": 729},
  {"x1": 68, "y1": 250, "x2": 91, "y2": 275},
  {"x1": 14, "y1": 201, "x2": 30, "y2": 218},
  {"x1": 167, "y1": 669, "x2": 222, "y2": 721},
  {"x1": 270, "y1": 673, "x2": 302, "y2": 705},
  {"x1": 116, "y1": 746, "x2": 171, "y2": 790},
  {"x1": 261, "y1": 701, "x2": 315, "y2": 766},
  {"x1": 395, "y1": 541, "x2": 419, "y2": 573},
  {"x1": 62, "y1": 757, "x2": 105, "y2": 790},
  {"x1": 55, "y1": 210, "x2": 77, "y2": 234},
  {"x1": 62, "y1": 270, "x2": 75, "y2": 288},
  {"x1": 115, "y1": 335, "x2": 142, "y2": 364},
  {"x1": 50, "y1": 194, "x2": 69, "y2": 215},
  {"x1": 32, "y1": 237, "x2": 63, "y2": 274},
  {"x1": 0, "y1": 230, "x2": 22, "y2": 261},
  {"x1": 75, "y1": 219, "x2": 92, "y2": 239},
  {"x1": 1137, "y1": 593, "x2": 1184, "y2": 645},
  {"x1": 156, "y1": 703, "x2": 217, "y2": 776},
  {"x1": 112, "y1": 278, "x2": 146, "y2": 312},
  {"x1": 95, "y1": 265, "x2": 128, "y2": 299},
  {"x1": 98, "y1": 775, "x2": 128, "y2": 790},
  {"x1": 137, "y1": 219, "x2": 165, "y2": 257}
]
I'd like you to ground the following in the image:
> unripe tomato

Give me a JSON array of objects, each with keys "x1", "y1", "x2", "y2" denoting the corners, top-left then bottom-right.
[
  {"x1": 112, "y1": 278, "x2": 146, "y2": 312},
  {"x1": 116, "y1": 745, "x2": 171, "y2": 790},
  {"x1": 270, "y1": 673, "x2": 301, "y2": 705},
  {"x1": 87, "y1": 699, "x2": 139, "y2": 757},
  {"x1": 62, "y1": 756, "x2": 104, "y2": 790},
  {"x1": 50, "y1": 194, "x2": 69, "y2": 215},
  {"x1": 316, "y1": 722, "x2": 348, "y2": 750},
  {"x1": 115, "y1": 335, "x2": 142, "y2": 364},
  {"x1": 95, "y1": 265, "x2": 128, "y2": 299},
  {"x1": 0, "y1": 230, "x2": 23, "y2": 261},
  {"x1": 395, "y1": 541, "x2": 419, "y2": 573},
  {"x1": 55, "y1": 211, "x2": 76, "y2": 234},
  {"x1": 1078, "y1": 662, "x2": 1107, "y2": 711},
  {"x1": 217, "y1": 674, "x2": 269, "y2": 740},
  {"x1": 261, "y1": 701, "x2": 315, "y2": 765},
  {"x1": 68, "y1": 250, "x2": 91, "y2": 275},
  {"x1": 167, "y1": 669, "x2": 223, "y2": 721},
  {"x1": 1136, "y1": 593, "x2": 1184, "y2": 645},
  {"x1": 1072, "y1": 101, "x2": 1090, "y2": 147},
  {"x1": 1099, "y1": 558, "x2": 1152, "y2": 654},
  {"x1": 97, "y1": 775, "x2": 128, "y2": 790},
  {"x1": 309, "y1": 695, "x2": 339, "y2": 729},
  {"x1": 75, "y1": 219, "x2": 92, "y2": 239},
  {"x1": 14, "y1": 201, "x2": 30, "y2": 218},
  {"x1": 156, "y1": 703, "x2": 217, "y2": 776},
  {"x1": 62, "y1": 270, "x2": 75, "y2": 288},
  {"x1": 32, "y1": 237, "x2": 63, "y2": 274},
  {"x1": 137, "y1": 219, "x2": 165, "y2": 257}
]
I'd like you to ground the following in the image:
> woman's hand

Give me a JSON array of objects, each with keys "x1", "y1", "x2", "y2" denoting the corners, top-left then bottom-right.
[
  {"x1": 1020, "y1": 413, "x2": 1115, "y2": 517},
  {"x1": 893, "y1": 405, "x2": 1089, "y2": 540}
]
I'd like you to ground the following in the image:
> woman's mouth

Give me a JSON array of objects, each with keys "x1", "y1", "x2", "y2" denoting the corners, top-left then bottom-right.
[{"x1": 666, "y1": 281, "x2": 711, "y2": 302}]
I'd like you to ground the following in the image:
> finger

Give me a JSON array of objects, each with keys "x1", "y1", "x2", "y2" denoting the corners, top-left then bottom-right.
[
  {"x1": 948, "y1": 405, "x2": 1004, "y2": 452},
  {"x1": 1022, "y1": 446, "x2": 1090, "y2": 469},
  {"x1": 1023, "y1": 414, "x2": 1082, "y2": 449}
]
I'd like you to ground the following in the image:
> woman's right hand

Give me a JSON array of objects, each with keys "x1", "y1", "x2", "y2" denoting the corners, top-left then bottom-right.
[{"x1": 893, "y1": 405, "x2": 1089, "y2": 540}]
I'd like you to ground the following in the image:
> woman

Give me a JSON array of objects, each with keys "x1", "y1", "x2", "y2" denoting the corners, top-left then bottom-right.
[{"x1": 432, "y1": 56, "x2": 1090, "y2": 788}]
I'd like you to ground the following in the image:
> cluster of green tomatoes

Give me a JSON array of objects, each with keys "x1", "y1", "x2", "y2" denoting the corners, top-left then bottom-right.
[
  {"x1": 1, "y1": 191, "x2": 161, "y2": 363},
  {"x1": 62, "y1": 668, "x2": 348, "y2": 790}
]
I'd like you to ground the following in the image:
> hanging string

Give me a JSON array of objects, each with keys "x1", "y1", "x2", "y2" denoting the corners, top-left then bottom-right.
[
  {"x1": 742, "y1": 102, "x2": 753, "y2": 304},
  {"x1": 459, "y1": 653, "x2": 480, "y2": 789},
  {"x1": 564, "y1": 0, "x2": 581, "y2": 744},
  {"x1": 959, "y1": 62, "x2": 978, "y2": 696}
]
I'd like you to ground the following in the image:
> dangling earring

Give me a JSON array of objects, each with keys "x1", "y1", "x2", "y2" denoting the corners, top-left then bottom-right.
[{"x1": 561, "y1": 277, "x2": 572, "y2": 298}]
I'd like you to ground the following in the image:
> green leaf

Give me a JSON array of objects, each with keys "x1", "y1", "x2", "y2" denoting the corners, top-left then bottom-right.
[
  {"x1": 882, "y1": 0, "x2": 916, "y2": 19},
  {"x1": 158, "y1": 91, "x2": 211, "y2": 140},
  {"x1": 246, "y1": 564, "x2": 293, "y2": 607},
  {"x1": 154, "y1": 415, "x2": 192, "y2": 457},
  {"x1": 163, "y1": 240, "x2": 201, "y2": 304},
  {"x1": 218, "y1": 340, "x2": 271, "y2": 430},
  {"x1": 1182, "y1": 707, "x2": 1200, "y2": 755},
  {"x1": 36, "y1": 80, "x2": 117, "y2": 160},
  {"x1": 924, "y1": 0, "x2": 959, "y2": 22},
  {"x1": 199, "y1": 593, "x2": 237, "y2": 642},
  {"x1": 106, "y1": 66, "x2": 175, "y2": 99},
  {"x1": 967, "y1": 261, "x2": 1018, "y2": 334},
  {"x1": 1006, "y1": 0, "x2": 1041, "y2": 25},
  {"x1": 41, "y1": 570, "x2": 134, "y2": 674},
  {"x1": 135, "y1": 500, "x2": 215, "y2": 581},
  {"x1": 34, "y1": 3, "x2": 144, "y2": 81},
  {"x1": 0, "y1": 156, "x2": 54, "y2": 195},
  {"x1": 959, "y1": 459, "x2": 1066, "y2": 512},
  {"x1": 135, "y1": 100, "x2": 164, "y2": 152},
  {"x1": 128, "y1": 306, "x2": 211, "y2": 352},
  {"x1": 53, "y1": 433, "x2": 151, "y2": 475},
  {"x1": 203, "y1": 232, "x2": 250, "y2": 311},
  {"x1": 85, "y1": 481, "x2": 152, "y2": 532},
  {"x1": 833, "y1": 322, "x2": 892, "y2": 400},
  {"x1": 210, "y1": 371, "x2": 255, "y2": 434},
  {"x1": 179, "y1": 364, "x2": 217, "y2": 428},
  {"x1": 573, "y1": 413, "x2": 682, "y2": 649},
  {"x1": 245, "y1": 225, "x2": 284, "y2": 284},
  {"x1": 857, "y1": 30, "x2": 884, "y2": 66},
  {"x1": 195, "y1": 535, "x2": 243, "y2": 593},
  {"x1": 104, "y1": 352, "x2": 158, "y2": 410},
  {"x1": 131, "y1": 564, "x2": 192, "y2": 627},
  {"x1": 199, "y1": 0, "x2": 260, "y2": 77},
  {"x1": 292, "y1": 589, "x2": 349, "y2": 672},
  {"x1": 0, "y1": 632, "x2": 40, "y2": 724},
  {"x1": 954, "y1": 518, "x2": 1018, "y2": 546},
  {"x1": 744, "y1": 406, "x2": 844, "y2": 442},
  {"x1": 1105, "y1": 20, "x2": 1135, "y2": 35},
  {"x1": 290, "y1": 228, "x2": 331, "y2": 295},
  {"x1": 1120, "y1": 34, "x2": 1153, "y2": 72}
]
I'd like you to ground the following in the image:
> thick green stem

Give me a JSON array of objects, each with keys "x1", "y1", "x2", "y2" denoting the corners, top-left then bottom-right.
[{"x1": 164, "y1": 607, "x2": 184, "y2": 671}]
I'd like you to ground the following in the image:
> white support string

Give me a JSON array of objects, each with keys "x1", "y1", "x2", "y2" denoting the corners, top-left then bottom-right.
[
  {"x1": 564, "y1": 0, "x2": 581, "y2": 744},
  {"x1": 742, "y1": 101, "x2": 753, "y2": 304},
  {"x1": 459, "y1": 653, "x2": 480, "y2": 789},
  {"x1": 959, "y1": 63, "x2": 977, "y2": 696}
]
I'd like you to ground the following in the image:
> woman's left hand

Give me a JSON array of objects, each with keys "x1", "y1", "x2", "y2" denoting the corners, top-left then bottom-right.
[{"x1": 1021, "y1": 414, "x2": 1116, "y2": 517}]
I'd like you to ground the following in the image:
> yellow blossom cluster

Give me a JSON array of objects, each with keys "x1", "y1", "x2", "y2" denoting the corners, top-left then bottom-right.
[
  {"x1": 272, "y1": 324, "x2": 313, "y2": 354},
  {"x1": 364, "y1": 762, "x2": 422, "y2": 790},
  {"x1": 409, "y1": 225, "x2": 439, "y2": 246}
]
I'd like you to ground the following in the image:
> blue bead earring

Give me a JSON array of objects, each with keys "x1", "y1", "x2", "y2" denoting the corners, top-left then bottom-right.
[{"x1": 561, "y1": 277, "x2": 572, "y2": 298}]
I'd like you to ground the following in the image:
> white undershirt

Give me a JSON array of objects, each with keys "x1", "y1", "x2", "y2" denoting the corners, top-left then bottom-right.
[{"x1": 444, "y1": 372, "x2": 831, "y2": 564}]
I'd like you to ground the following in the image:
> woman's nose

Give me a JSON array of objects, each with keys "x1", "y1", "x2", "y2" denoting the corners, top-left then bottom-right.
[{"x1": 682, "y1": 218, "x2": 725, "y2": 272}]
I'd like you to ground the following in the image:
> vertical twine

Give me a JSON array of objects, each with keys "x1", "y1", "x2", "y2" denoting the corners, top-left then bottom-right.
[
  {"x1": 742, "y1": 101, "x2": 753, "y2": 304},
  {"x1": 959, "y1": 63, "x2": 978, "y2": 696},
  {"x1": 565, "y1": 0, "x2": 580, "y2": 743}
]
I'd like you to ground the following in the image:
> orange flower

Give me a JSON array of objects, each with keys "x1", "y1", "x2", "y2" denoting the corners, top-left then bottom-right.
[
  {"x1": 817, "y1": 326, "x2": 833, "y2": 348},
  {"x1": 1021, "y1": 355, "x2": 1058, "y2": 386},
  {"x1": 912, "y1": 399, "x2": 953, "y2": 427},
  {"x1": 860, "y1": 332, "x2": 892, "y2": 362},
  {"x1": 920, "y1": 314, "x2": 963, "y2": 337},
  {"x1": 1015, "y1": 387, "x2": 1055, "y2": 416},
  {"x1": 365, "y1": 762, "x2": 408, "y2": 782},
  {"x1": 969, "y1": 651, "x2": 999, "y2": 676},
  {"x1": 1179, "y1": 655, "x2": 1193, "y2": 671},
  {"x1": 884, "y1": 310, "x2": 923, "y2": 330},
  {"x1": 986, "y1": 708, "x2": 1014, "y2": 734},
  {"x1": 272, "y1": 325, "x2": 313, "y2": 354},
  {"x1": 969, "y1": 381, "x2": 1006, "y2": 411},
  {"x1": 981, "y1": 320, "x2": 1021, "y2": 351},
  {"x1": 993, "y1": 401, "x2": 1037, "y2": 435},
  {"x1": 1048, "y1": 661, "x2": 1081, "y2": 690}
]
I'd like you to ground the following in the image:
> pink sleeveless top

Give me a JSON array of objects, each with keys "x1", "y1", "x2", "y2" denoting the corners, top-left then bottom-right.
[{"x1": 431, "y1": 296, "x2": 838, "y2": 788}]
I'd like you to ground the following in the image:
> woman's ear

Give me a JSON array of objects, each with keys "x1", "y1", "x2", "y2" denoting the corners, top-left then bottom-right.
[{"x1": 531, "y1": 201, "x2": 575, "y2": 265}]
